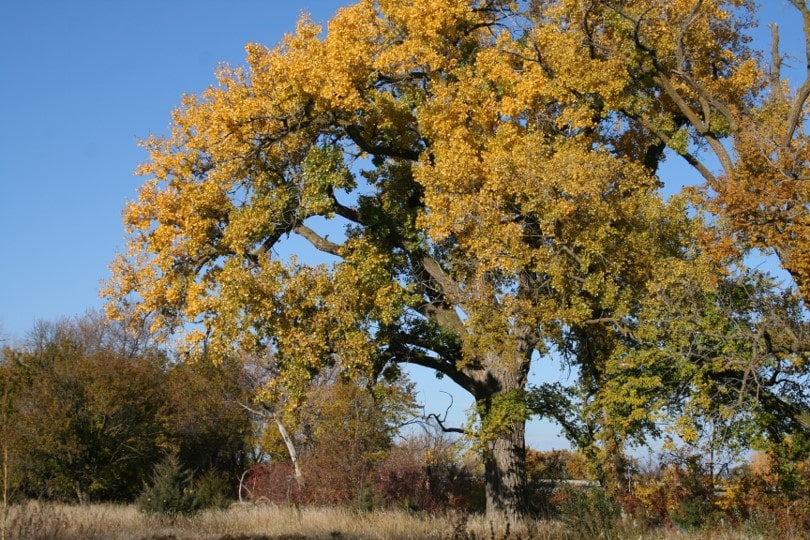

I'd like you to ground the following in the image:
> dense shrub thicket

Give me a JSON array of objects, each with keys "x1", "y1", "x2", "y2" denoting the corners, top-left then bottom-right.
[{"x1": 0, "y1": 313, "x2": 251, "y2": 506}]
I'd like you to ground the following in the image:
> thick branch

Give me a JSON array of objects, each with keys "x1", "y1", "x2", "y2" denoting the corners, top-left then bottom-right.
[
  {"x1": 619, "y1": 1, "x2": 735, "y2": 178},
  {"x1": 418, "y1": 253, "x2": 466, "y2": 303},
  {"x1": 274, "y1": 416, "x2": 305, "y2": 489},
  {"x1": 328, "y1": 187, "x2": 362, "y2": 224},
  {"x1": 741, "y1": 379, "x2": 810, "y2": 433},
  {"x1": 670, "y1": 1, "x2": 738, "y2": 133},
  {"x1": 583, "y1": 316, "x2": 638, "y2": 341},
  {"x1": 386, "y1": 340, "x2": 482, "y2": 396},
  {"x1": 624, "y1": 109, "x2": 719, "y2": 185},
  {"x1": 401, "y1": 241, "x2": 467, "y2": 335},
  {"x1": 293, "y1": 224, "x2": 343, "y2": 256},
  {"x1": 249, "y1": 228, "x2": 289, "y2": 265},
  {"x1": 416, "y1": 301, "x2": 467, "y2": 338},
  {"x1": 783, "y1": 0, "x2": 810, "y2": 145},
  {"x1": 343, "y1": 124, "x2": 421, "y2": 162},
  {"x1": 653, "y1": 71, "x2": 735, "y2": 178}
]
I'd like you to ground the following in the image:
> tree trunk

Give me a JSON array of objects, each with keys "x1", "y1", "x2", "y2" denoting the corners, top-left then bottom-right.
[
  {"x1": 275, "y1": 416, "x2": 305, "y2": 490},
  {"x1": 476, "y1": 348, "x2": 531, "y2": 521},
  {"x1": 484, "y1": 415, "x2": 528, "y2": 520}
]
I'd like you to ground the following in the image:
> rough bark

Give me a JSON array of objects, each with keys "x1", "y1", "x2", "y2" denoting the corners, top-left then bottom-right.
[
  {"x1": 475, "y1": 348, "x2": 531, "y2": 521},
  {"x1": 484, "y1": 416, "x2": 528, "y2": 520}
]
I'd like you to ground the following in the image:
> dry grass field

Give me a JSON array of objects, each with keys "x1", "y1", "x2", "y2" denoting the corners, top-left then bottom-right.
[
  {"x1": 2, "y1": 501, "x2": 803, "y2": 540},
  {"x1": 1, "y1": 502, "x2": 538, "y2": 540}
]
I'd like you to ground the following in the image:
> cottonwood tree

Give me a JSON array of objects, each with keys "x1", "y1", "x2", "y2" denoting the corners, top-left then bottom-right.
[{"x1": 105, "y1": 0, "x2": 808, "y2": 518}]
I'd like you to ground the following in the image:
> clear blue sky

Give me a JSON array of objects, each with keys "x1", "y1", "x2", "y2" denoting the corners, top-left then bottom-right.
[
  {"x1": 0, "y1": 1, "x2": 804, "y2": 450},
  {"x1": 0, "y1": 1, "x2": 348, "y2": 339}
]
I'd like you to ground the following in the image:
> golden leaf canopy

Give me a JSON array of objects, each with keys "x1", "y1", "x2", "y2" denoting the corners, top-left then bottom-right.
[{"x1": 105, "y1": 0, "x2": 807, "y2": 400}]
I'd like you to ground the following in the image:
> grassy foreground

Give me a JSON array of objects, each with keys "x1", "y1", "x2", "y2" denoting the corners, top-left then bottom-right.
[{"x1": 0, "y1": 501, "x2": 798, "y2": 540}]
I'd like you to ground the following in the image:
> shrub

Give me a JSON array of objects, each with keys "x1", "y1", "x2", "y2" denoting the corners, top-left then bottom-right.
[
  {"x1": 371, "y1": 438, "x2": 485, "y2": 514},
  {"x1": 556, "y1": 486, "x2": 622, "y2": 539},
  {"x1": 193, "y1": 468, "x2": 232, "y2": 510},
  {"x1": 241, "y1": 463, "x2": 304, "y2": 505},
  {"x1": 137, "y1": 454, "x2": 200, "y2": 520}
]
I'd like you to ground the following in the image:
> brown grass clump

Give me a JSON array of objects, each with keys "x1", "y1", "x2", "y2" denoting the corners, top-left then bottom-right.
[{"x1": 3, "y1": 501, "x2": 140, "y2": 540}]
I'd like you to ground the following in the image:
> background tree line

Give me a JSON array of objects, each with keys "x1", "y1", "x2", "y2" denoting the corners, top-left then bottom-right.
[
  {"x1": 1, "y1": 306, "x2": 809, "y2": 533},
  {"x1": 0, "y1": 311, "x2": 436, "y2": 513},
  {"x1": 0, "y1": 312, "x2": 252, "y2": 504}
]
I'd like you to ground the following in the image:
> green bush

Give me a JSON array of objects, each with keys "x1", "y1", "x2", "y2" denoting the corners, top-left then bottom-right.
[
  {"x1": 557, "y1": 486, "x2": 622, "y2": 539},
  {"x1": 137, "y1": 454, "x2": 200, "y2": 520},
  {"x1": 193, "y1": 468, "x2": 232, "y2": 510}
]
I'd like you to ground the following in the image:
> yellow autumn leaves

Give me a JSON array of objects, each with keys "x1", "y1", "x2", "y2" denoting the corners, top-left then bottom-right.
[{"x1": 104, "y1": 0, "x2": 807, "y2": 429}]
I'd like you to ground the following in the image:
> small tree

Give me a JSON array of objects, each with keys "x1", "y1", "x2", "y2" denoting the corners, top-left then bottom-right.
[
  {"x1": 137, "y1": 453, "x2": 200, "y2": 520},
  {"x1": 252, "y1": 367, "x2": 416, "y2": 508},
  {"x1": 304, "y1": 376, "x2": 415, "y2": 507}
]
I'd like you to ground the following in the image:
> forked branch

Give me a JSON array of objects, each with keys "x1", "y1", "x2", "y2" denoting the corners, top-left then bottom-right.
[{"x1": 422, "y1": 392, "x2": 468, "y2": 435}]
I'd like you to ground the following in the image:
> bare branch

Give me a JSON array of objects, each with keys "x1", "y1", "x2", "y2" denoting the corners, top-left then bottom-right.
[
  {"x1": 293, "y1": 224, "x2": 343, "y2": 256},
  {"x1": 769, "y1": 23, "x2": 785, "y2": 102},
  {"x1": 424, "y1": 413, "x2": 468, "y2": 434},
  {"x1": 422, "y1": 391, "x2": 468, "y2": 435},
  {"x1": 386, "y1": 340, "x2": 483, "y2": 396},
  {"x1": 783, "y1": 0, "x2": 810, "y2": 145}
]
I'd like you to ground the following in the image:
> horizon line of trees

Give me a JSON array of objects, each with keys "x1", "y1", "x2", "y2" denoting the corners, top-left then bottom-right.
[{"x1": 1, "y1": 307, "x2": 809, "y2": 533}]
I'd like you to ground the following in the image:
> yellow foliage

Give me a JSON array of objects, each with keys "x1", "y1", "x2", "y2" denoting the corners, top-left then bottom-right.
[{"x1": 103, "y1": 2, "x2": 808, "y2": 492}]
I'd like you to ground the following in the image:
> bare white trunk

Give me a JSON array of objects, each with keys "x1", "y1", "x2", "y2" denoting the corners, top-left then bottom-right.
[{"x1": 275, "y1": 417, "x2": 305, "y2": 490}]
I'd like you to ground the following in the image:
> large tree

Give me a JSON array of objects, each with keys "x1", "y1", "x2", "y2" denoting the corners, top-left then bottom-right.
[{"x1": 105, "y1": 0, "x2": 808, "y2": 518}]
